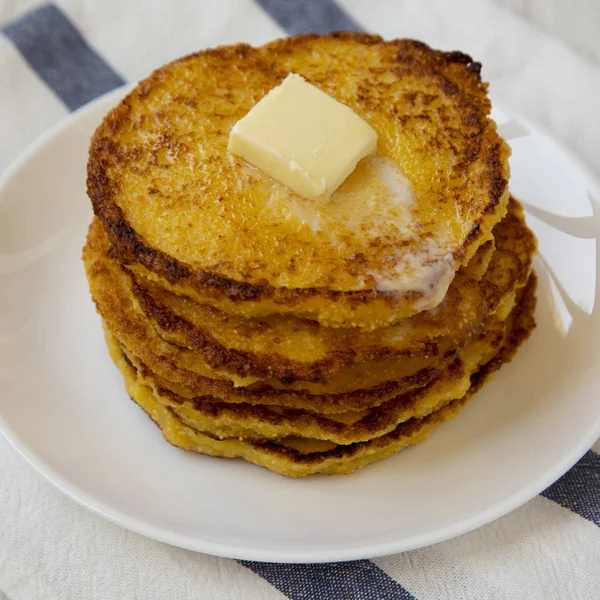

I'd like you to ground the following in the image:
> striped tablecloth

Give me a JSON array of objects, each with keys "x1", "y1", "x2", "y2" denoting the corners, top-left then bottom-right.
[{"x1": 1, "y1": 1, "x2": 599, "y2": 598}]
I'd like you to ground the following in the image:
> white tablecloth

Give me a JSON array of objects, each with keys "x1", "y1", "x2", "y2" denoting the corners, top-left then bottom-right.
[{"x1": 1, "y1": 1, "x2": 599, "y2": 598}]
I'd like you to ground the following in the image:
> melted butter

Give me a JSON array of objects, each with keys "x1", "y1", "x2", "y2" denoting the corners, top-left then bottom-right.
[
  {"x1": 264, "y1": 155, "x2": 415, "y2": 239},
  {"x1": 252, "y1": 154, "x2": 455, "y2": 305},
  {"x1": 371, "y1": 251, "x2": 456, "y2": 311},
  {"x1": 326, "y1": 155, "x2": 415, "y2": 239}
]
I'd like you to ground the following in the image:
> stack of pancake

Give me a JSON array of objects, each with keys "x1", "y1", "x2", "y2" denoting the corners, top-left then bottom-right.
[{"x1": 83, "y1": 34, "x2": 537, "y2": 477}]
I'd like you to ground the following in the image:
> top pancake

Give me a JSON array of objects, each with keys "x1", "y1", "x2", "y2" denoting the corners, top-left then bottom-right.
[
  {"x1": 88, "y1": 33, "x2": 510, "y2": 329},
  {"x1": 123, "y1": 197, "x2": 534, "y2": 383}
]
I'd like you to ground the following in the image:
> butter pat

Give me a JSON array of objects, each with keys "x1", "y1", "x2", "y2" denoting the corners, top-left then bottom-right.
[{"x1": 228, "y1": 73, "x2": 377, "y2": 199}]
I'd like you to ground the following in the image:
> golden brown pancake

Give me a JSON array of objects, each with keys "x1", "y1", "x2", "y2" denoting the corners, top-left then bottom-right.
[
  {"x1": 114, "y1": 271, "x2": 532, "y2": 448},
  {"x1": 83, "y1": 200, "x2": 533, "y2": 398},
  {"x1": 107, "y1": 274, "x2": 536, "y2": 476},
  {"x1": 83, "y1": 215, "x2": 532, "y2": 415},
  {"x1": 84, "y1": 223, "x2": 453, "y2": 411},
  {"x1": 124, "y1": 199, "x2": 533, "y2": 383},
  {"x1": 112, "y1": 308, "x2": 504, "y2": 445},
  {"x1": 88, "y1": 33, "x2": 510, "y2": 329},
  {"x1": 83, "y1": 34, "x2": 538, "y2": 477}
]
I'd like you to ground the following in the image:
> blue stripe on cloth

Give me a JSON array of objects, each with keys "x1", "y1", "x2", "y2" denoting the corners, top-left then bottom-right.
[
  {"x1": 3, "y1": 4, "x2": 125, "y2": 111},
  {"x1": 255, "y1": 0, "x2": 363, "y2": 35},
  {"x1": 541, "y1": 450, "x2": 600, "y2": 526},
  {"x1": 240, "y1": 560, "x2": 417, "y2": 599}
]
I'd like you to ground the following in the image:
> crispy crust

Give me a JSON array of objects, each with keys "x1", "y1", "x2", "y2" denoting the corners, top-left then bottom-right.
[
  {"x1": 126, "y1": 248, "x2": 485, "y2": 384},
  {"x1": 135, "y1": 199, "x2": 533, "y2": 381},
  {"x1": 84, "y1": 221, "x2": 449, "y2": 411},
  {"x1": 86, "y1": 198, "x2": 534, "y2": 383},
  {"x1": 82, "y1": 208, "x2": 535, "y2": 413},
  {"x1": 113, "y1": 307, "x2": 506, "y2": 445},
  {"x1": 128, "y1": 246, "x2": 484, "y2": 383},
  {"x1": 87, "y1": 33, "x2": 510, "y2": 328},
  {"x1": 111, "y1": 273, "x2": 536, "y2": 476}
]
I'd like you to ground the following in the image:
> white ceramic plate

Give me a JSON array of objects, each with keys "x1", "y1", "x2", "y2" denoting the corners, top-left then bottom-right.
[{"x1": 1, "y1": 88, "x2": 599, "y2": 563}]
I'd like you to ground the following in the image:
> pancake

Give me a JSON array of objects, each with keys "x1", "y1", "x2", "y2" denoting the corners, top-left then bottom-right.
[
  {"x1": 128, "y1": 263, "x2": 483, "y2": 376},
  {"x1": 111, "y1": 304, "x2": 507, "y2": 445},
  {"x1": 84, "y1": 221, "x2": 454, "y2": 411},
  {"x1": 88, "y1": 33, "x2": 510, "y2": 329},
  {"x1": 83, "y1": 226, "x2": 530, "y2": 414},
  {"x1": 125, "y1": 198, "x2": 532, "y2": 383},
  {"x1": 83, "y1": 34, "x2": 538, "y2": 477},
  {"x1": 107, "y1": 274, "x2": 536, "y2": 476},
  {"x1": 83, "y1": 200, "x2": 533, "y2": 397},
  {"x1": 104, "y1": 313, "x2": 444, "y2": 412}
]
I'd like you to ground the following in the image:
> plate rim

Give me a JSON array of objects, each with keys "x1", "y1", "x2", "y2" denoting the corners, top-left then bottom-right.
[{"x1": 1, "y1": 86, "x2": 599, "y2": 563}]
